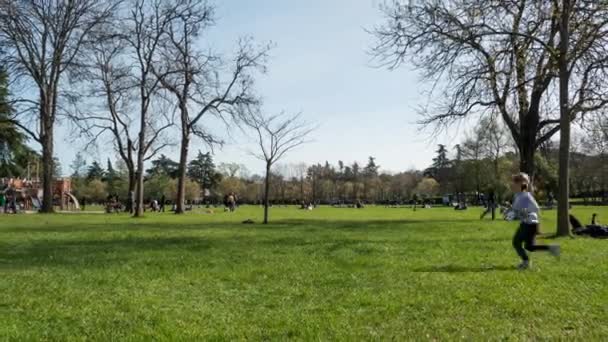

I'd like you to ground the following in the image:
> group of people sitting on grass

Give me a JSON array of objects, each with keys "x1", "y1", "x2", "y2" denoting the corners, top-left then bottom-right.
[
  {"x1": 105, "y1": 194, "x2": 124, "y2": 213},
  {"x1": 148, "y1": 196, "x2": 165, "y2": 212},
  {"x1": 0, "y1": 190, "x2": 18, "y2": 214}
]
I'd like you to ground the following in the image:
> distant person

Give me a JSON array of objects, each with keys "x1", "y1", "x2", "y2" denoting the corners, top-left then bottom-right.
[
  {"x1": 510, "y1": 173, "x2": 560, "y2": 270},
  {"x1": 412, "y1": 193, "x2": 419, "y2": 211},
  {"x1": 227, "y1": 193, "x2": 236, "y2": 212},
  {"x1": 4, "y1": 193, "x2": 11, "y2": 214},
  {"x1": 356, "y1": 200, "x2": 364, "y2": 209},
  {"x1": 480, "y1": 190, "x2": 496, "y2": 220},
  {"x1": 9, "y1": 194, "x2": 17, "y2": 214},
  {"x1": 160, "y1": 195, "x2": 166, "y2": 212},
  {"x1": 547, "y1": 191, "x2": 555, "y2": 208},
  {"x1": 81, "y1": 196, "x2": 86, "y2": 211},
  {"x1": 592, "y1": 213, "x2": 599, "y2": 226}
]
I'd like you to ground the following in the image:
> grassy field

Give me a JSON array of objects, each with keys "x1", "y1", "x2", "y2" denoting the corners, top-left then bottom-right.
[{"x1": 1, "y1": 206, "x2": 608, "y2": 340}]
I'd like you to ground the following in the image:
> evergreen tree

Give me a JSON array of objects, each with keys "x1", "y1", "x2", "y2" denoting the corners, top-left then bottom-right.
[
  {"x1": 106, "y1": 158, "x2": 117, "y2": 179},
  {"x1": 423, "y1": 144, "x2": 453, "y2": 193},
  {"x1": 104, "y1": 158, "x2": 119, "y2": 194},
  {"x1": 146, "y1": 154, "x2": 179, "y2": 178},
  {"x1": 363, "y1": 156, "x2": 379, "y2": 177},
  {"x1": 352, "y1": 162, "x2": 360, "y2": 180},
  {"x1": 433, "y1": 144, "x2": 450, "y2": 169},
  {"x1": 453, "y1": 144, "x2": 465, "y2": 192},
  {"x1": 87, "y1": 161, "x2": 105, "y2": 181},
  {"x1": 187, "y1": 151, "x2": 222, "y2": 196},
  {"x1": 425, "y1": 144, "x2": 451, "y2": 177},
  {"x1": 343, "y1": 165, "x2": 353, "y2": 181},
  {"x1": 0, "y1": 67, "x2": 36, "y2": 177}
]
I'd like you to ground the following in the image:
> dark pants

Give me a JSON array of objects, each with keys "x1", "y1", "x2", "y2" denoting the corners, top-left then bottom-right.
[
  {"x1": 481, "y1": 204, "x2": 496, "y2": 220},
  {"x1": 512, "y1": 223, "x2": 550, "y2": 261}
]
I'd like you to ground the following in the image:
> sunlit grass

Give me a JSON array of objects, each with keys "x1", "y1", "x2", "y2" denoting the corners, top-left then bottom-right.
[{"x1": 1, "y1": 206, "x2": 607, "y2": 340}]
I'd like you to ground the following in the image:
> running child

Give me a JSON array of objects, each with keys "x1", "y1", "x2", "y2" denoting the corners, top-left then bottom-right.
[{"x1": 510, "y1": 172, "x2": 560, "y2": 270}]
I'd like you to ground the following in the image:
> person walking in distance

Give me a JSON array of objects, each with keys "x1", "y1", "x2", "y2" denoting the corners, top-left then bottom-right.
[
  {"x1": 480, "y1": 189, "x2": 497, "y2": 220},
  {"x1": 227, "y1": 192, "x2": 236, "y2": 212}
]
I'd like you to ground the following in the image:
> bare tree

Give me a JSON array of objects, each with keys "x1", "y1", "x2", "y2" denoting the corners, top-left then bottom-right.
[
  {"x1": 122, "y1": 0, "x2": 178, "y2": 217},
  {"x1": 580, "y1": 114, "x2": 608, "y2": 203},
  {"x1": 0, "y1": 0, "x2": 120, "y2": 212},
  {"x1": 151, "y1": 0, "x2": 270, "y2": 214},
  {"x1": 480, "y1": 117, "x2": 510, "y2": 187},
  {"x1": 370, "y1": 0, "x2": 608, "y2": 182},
  {"x1": 294, "y1": 162, "x2": 308, "y2": 202},
  {"x1": 87, "y1": 34, "x2": 139, "y2": 205},
  {"x1": 219, "y1": 162, "x2": 247, "y2": 179},
  {"x1": 461, "y1": 129, "x2": 485, "y2": 196},
  {"x1": 244, "y1": 109, "x2": 315, "y2": 224},
  {"x1": 71, "y1": 26, "x2": 174, "y2": 213},
  {"x1": 557, "y1": 0, "x2": 573, "y2": 236}
]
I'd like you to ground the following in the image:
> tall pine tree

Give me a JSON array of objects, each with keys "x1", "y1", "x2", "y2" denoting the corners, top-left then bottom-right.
[
  {"x1": 87, "y1": 161, "x2": 105, "y2": 181},
  {"x1": 0, "y1": 67, "x2": 37, "y2": 177},
  {"x1": 187, "y1": 151, "x2": 221, "y2": 197},
  {"x1": 146, "y1": 155, "x2": 180, "y2": 178},
  {"x1": 363, "y1": 157, "x2": 379, "y2": 177}
]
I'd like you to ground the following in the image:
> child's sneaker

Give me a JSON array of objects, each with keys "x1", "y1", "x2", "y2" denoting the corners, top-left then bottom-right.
[
  {"x1": 549, "y1": 245, "x2": 561, "y2": 259},
  {"x1": 517, "y1": 260, "x2": 530, "y2": 270}
]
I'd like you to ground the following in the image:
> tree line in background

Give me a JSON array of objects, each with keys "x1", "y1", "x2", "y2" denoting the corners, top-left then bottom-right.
[{"x1": 52, "y1": 112, "x2": 607, "y2": 207}]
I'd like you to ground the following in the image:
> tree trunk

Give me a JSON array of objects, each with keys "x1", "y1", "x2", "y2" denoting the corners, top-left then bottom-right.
[
  {"x1": 494, "y1": 158, "x2": 500, "y2": 185},
  {"x1": 40, "y1": 125, "x2": 54, "y2": 213},
  {"x1": 602, "y1": 154, "x2": 607, "y2": 204},
  {"x1": 311, "y1": 173, "x2": 317, "y2": 204},
  {"x1": 134, "y1": 124, "x2": 146, "y2": 218},
  {"x1": 557, "y1": 0, "x2": 571, "y2": 237},
  {"x1": 519, "y1": 141, "x2": 536, "y2": 178},
  {"x1": 264, "y1": 163, "x2": 271, "y2": 224},
  {"x1": 175, "y1": 129, "x2": 190, "y2": 214},
  {"x1": 126, "y1": 167, "x2": 136, "y2": 213}
]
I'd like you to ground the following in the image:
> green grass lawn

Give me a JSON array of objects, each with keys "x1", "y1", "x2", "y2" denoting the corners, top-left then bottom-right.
[{"x1": 1, "y1": 206, "x2": 608, "y2": 340}]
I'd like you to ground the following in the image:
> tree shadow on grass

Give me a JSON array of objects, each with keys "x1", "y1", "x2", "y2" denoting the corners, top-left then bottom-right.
[
  {"x1": 0, "y1": 234, "x2": 394, "y2": 270},
  {"x1": 0, "y1": 236, "x2": 218, "y2": 270},
  {"x1": 0, "y1": 218, "x2": 481, "y2": 235},
  {"x1": 412, "y1": 264, "x2": 516, "y2": 273}
]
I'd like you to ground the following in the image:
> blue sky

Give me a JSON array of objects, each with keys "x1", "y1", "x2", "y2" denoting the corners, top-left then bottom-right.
[{"x1": 54, "y1": 0, "x2": 465, "y2": 176}]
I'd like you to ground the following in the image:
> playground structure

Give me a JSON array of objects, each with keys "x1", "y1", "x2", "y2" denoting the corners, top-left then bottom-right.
[{"x1": 1, "y1": 178, "x2": 80, "y2": 212}]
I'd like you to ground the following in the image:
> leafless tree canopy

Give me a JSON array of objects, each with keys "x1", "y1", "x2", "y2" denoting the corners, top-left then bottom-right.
[
  {"x1": 145, "y1": 0, "x2": 270, "y2": 213},
  {"x1": 0, "y1": 0, "x2": 120, "y2": 139},
  {"x1": 244, "y1": 108, "x2": 315, "y2": 223},
  {"x1": 245, "y1": 110, "x2": 315, "y2": 166},
  {"x1": 59, "y1": 0, "x2": 271, "y2": 215},
  {"x1": 0, "y1": 0, "x2": 120, "y2": 212},
  {"x1": 371, "y1": 0, "x2": 608, "y2": 174}
]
